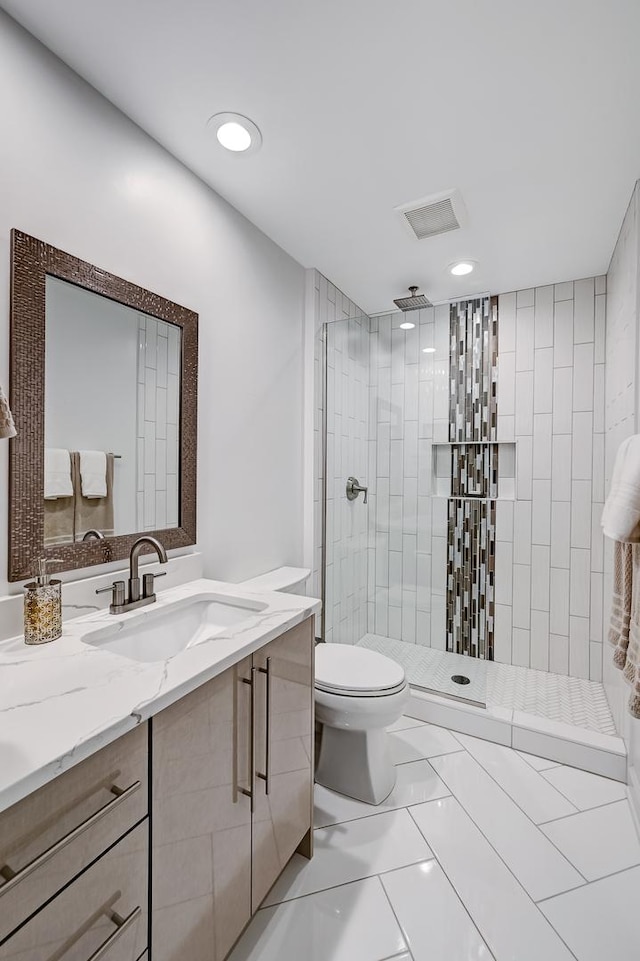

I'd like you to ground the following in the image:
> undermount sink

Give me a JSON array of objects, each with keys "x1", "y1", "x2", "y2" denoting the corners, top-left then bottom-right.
[{"x1": 82, "y1": 593, "x2": 268, "y2": 662}]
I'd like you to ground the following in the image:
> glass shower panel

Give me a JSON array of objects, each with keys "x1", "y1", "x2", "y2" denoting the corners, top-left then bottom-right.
[
  {"x1": 322, "y1": 311, "x2": 487, "y2": 706},
  {"x1": 322, "y1": 316, "x2": 370, "y2": 646}
]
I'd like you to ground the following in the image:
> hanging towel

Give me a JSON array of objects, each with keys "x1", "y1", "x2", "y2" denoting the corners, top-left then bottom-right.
[
  {"x1": 78, "y1": 450, "x2": 108, "y2": 498},
  {"x1": 0, "y1": 385, "x2": 16, "y2": 439},
  {"x1": 74, "y1": 452, "x2": 114, "y2": 540},
  {"x1": 44, "y1": 448, "x2": 73, "y2": 499},
  {"x1": 44, "y1": 491, "x2": 76, "y2": 546},
  {"x1": 609, "y1": 541, "x2": 634, "y2": 671},
  {"x1": 601, "y1": 435, "x2": 640, "y2": 542},
  {"x1": 620, "y1": 544, "x2": 640, "y2": 719}
]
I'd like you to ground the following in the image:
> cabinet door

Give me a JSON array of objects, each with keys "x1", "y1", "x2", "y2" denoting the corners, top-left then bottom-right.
[
  {"x1": 251, "y1": 618, "x2": 314, "y2": 911},
  {"x1": 152, "y1": 657, "x2": 253, "y2": 961},
  {"x1": 0, "y1": 822, "x2": 147, "y2": 961}
]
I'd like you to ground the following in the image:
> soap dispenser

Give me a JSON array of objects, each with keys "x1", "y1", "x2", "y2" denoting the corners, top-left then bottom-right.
[{"x1": 24, "y1": 558, "x2": 63, "y2": 645}]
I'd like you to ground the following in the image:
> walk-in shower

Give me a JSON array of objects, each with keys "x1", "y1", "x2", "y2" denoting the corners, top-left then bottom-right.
[
  {"x1": 316, "y1": 280, "x2": 617, "y2": 738},
  {"x1": 320, "y1": 299, "x2": 495, "y2": 704}
]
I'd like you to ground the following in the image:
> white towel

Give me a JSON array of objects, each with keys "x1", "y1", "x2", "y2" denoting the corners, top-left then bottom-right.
[
  {"x1": 602, "y1": 435, "x2": 640, "y2": 542},
  {"x1": 44, "y1": 448, "x2": 73, "y2": 500},
  {"x1": 78, "y1": 450, "x2": 108, "y2": 498},
  {"x1": 0, "y1": 385, "x2": 16, "y2": 439}
]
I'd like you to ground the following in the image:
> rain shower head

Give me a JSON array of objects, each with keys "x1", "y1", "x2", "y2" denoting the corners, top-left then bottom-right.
[{"x1": 393, "y1": 286, "x2": 432, "y2": 311}]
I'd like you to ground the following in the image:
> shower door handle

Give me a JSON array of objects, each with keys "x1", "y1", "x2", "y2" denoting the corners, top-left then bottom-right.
[{"x1": 346, "y1": 477, "x2": 368, "y2": 504}]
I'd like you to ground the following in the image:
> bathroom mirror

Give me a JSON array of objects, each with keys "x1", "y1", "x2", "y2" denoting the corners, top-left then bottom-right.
[{"x1": 8, "y1": 229, "x2": 198, "y2": 581}]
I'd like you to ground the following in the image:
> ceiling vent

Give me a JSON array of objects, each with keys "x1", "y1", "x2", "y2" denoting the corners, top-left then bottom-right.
[{"x1": 395, "y1": 189, "x2": 467, "y2": 241}]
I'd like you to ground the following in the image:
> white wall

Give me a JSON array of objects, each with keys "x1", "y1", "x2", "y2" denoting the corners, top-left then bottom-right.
[
  {"x1": 0, "y1": 11, "x2": 306, "y2": 594},
  {"x1": 604, "y1": 181, "x2": 640, "y2": 816}
]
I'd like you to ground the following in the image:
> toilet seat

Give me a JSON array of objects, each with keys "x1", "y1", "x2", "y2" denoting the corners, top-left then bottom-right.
[{"x1": 315, "y1": 644, "x2": 406, "y2": 698}]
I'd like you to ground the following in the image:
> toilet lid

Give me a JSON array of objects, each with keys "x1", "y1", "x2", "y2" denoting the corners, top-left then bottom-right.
[{"x1": 315, "y1": 644, "x2": 406, "y2": 695}]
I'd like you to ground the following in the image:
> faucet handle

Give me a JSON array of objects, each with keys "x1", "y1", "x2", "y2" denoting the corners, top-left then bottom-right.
[
  {"x1": 346, "y1": 477, "x2": 368, "y2": 504},
  {"x1": 142, "y1": 570, "x2": 167, "y2": 600},
  {"x1": 95, "y1": 580, "x2": 126, "y2": 609}
]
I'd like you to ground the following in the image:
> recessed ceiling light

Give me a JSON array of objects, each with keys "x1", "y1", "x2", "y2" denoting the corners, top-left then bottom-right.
[
  {"x1": 207, "y1": 112, "x2": 262, "y2": 155},
  {"x1": 449, "y1": 261, "x2": 475, "y2": 276},
  {"x1": 217, "y1": 122, "x2": 251, "y2": 151},
  {"x1": 422, "y1": 347, "x2": 436, "y2": 353},
  {"x1": 399, "y1": 321, "x2": 415, "y2": 330}
]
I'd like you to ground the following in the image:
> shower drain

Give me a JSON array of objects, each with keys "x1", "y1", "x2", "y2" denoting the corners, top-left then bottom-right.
[{"x1": 451, "y1": 674, "x2": 471, "y2": 686}]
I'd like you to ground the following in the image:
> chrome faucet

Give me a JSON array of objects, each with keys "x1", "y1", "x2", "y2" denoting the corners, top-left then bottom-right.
[{"x1": 96, "y1": 535, "x2": 168, "y2": 614}]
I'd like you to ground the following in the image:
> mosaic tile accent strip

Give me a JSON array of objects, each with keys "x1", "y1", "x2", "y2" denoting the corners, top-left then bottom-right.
[
  {"x1": 447, "y1": 498, "x2": 496, "y2": 659},
  {"x1": 447, "y1": 297, "x2": 498, "y2": 659},
  {"x1": 449, "y1": 297, "x2": 498, "y2": 443}
]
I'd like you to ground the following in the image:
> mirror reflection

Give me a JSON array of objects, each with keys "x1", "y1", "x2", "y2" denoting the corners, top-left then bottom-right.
[{"x1": 44, "y1": 276, "x2": 181, "y2": 546}]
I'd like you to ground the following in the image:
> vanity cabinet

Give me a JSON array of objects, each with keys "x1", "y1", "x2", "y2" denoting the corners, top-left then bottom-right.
[
  {"x1": 0, "y1": 614, "x2": 314, "y2": 961},
  {"x1": 152, "y1": 617, "x2": 314, "y2": 960}
]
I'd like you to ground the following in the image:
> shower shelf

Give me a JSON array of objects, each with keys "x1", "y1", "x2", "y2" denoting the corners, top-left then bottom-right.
[
  {"x1": 433, "y1": 495, "x2": 511, "y2": 502},
  {"x1": 432, "y1": 440, "x2": 514, "y2": 446}
]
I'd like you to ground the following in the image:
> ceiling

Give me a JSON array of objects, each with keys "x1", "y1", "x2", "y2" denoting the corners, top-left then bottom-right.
[{"x1": 3, "y1": 0, "x2": 640, "y2": 314}]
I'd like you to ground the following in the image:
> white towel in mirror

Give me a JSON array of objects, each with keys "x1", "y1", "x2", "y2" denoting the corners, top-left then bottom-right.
[
  {"x1": 0, "y1": 385, "x2": 16, "y2": 439},
  {"x1": 78, "y1": 450, "x2": 108, "y2": 498},
  {"x1": 44, "y1": 448, "x2": 73, "y2": 499}
]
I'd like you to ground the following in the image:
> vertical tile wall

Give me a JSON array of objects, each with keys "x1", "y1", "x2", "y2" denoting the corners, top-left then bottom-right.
[
  {"x1": 311, "y1": 270, "x2": 371, "y2": 643},
  {"x1": 494, "y1": 280, "x2": 606, "y2": 680},
  {"x1": 136, "y1": 316, "x2": 181, "y2": 531},
  {"x1": 313, "y1": 270, "x2": 607, "y2": 678}
]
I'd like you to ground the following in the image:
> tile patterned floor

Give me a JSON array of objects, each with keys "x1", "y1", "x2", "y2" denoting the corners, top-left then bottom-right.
[
  {"x1": 228, "y1": 716, "x2": 639, "y2": 961},
  {"x1": 358, "y1": 634, "x2": 616, "y2": 736}
]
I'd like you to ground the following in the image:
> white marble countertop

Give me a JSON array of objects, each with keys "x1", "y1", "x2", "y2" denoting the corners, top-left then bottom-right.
[{"x1": 0, "y1": 578, "x2": 321, "y2": 814}]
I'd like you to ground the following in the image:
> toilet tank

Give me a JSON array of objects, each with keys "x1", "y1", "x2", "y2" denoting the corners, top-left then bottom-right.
[{"x1": 238, "y1": 566, "x2": 311, "y2": 595}]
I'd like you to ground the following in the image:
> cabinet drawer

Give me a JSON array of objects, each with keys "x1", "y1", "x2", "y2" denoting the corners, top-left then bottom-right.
[
  {"x1": 0, "y1": 822, "x2": 147, "y2": 961},
  {"x1": 0, "y1": 726, "x2": 148, "y2": 942}
]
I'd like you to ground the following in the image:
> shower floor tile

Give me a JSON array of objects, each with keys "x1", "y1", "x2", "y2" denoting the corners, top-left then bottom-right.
[
  {"x1": 358, "y1": 634, "x2": 490, "y2": 704},
  {"x1": 357, "y1": 634, "x2": 616, "y2": 736}
]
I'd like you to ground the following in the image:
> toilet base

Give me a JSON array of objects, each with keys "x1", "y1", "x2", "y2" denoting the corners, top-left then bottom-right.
[{"x1": 316, "y1": 725, "x2": 396, "y2": 805}]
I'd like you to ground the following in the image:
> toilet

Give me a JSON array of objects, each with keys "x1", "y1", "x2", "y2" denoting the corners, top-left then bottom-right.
[{"x1": 315, "y1": 644, "x2": 410, "y2": 804}]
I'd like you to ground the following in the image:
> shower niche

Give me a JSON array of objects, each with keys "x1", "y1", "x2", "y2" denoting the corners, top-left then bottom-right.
[{"x1": 432, "y1": 441, "x2": 517, "y2": 501}]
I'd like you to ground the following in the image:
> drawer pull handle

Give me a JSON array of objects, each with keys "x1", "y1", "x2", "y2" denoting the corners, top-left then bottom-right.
[
  {"x1": 0, "y1": 780, "x2": 141, "y2": 895},
  {"x1": 87, "y1": 905, "x2": 142, "y2": 961}
]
